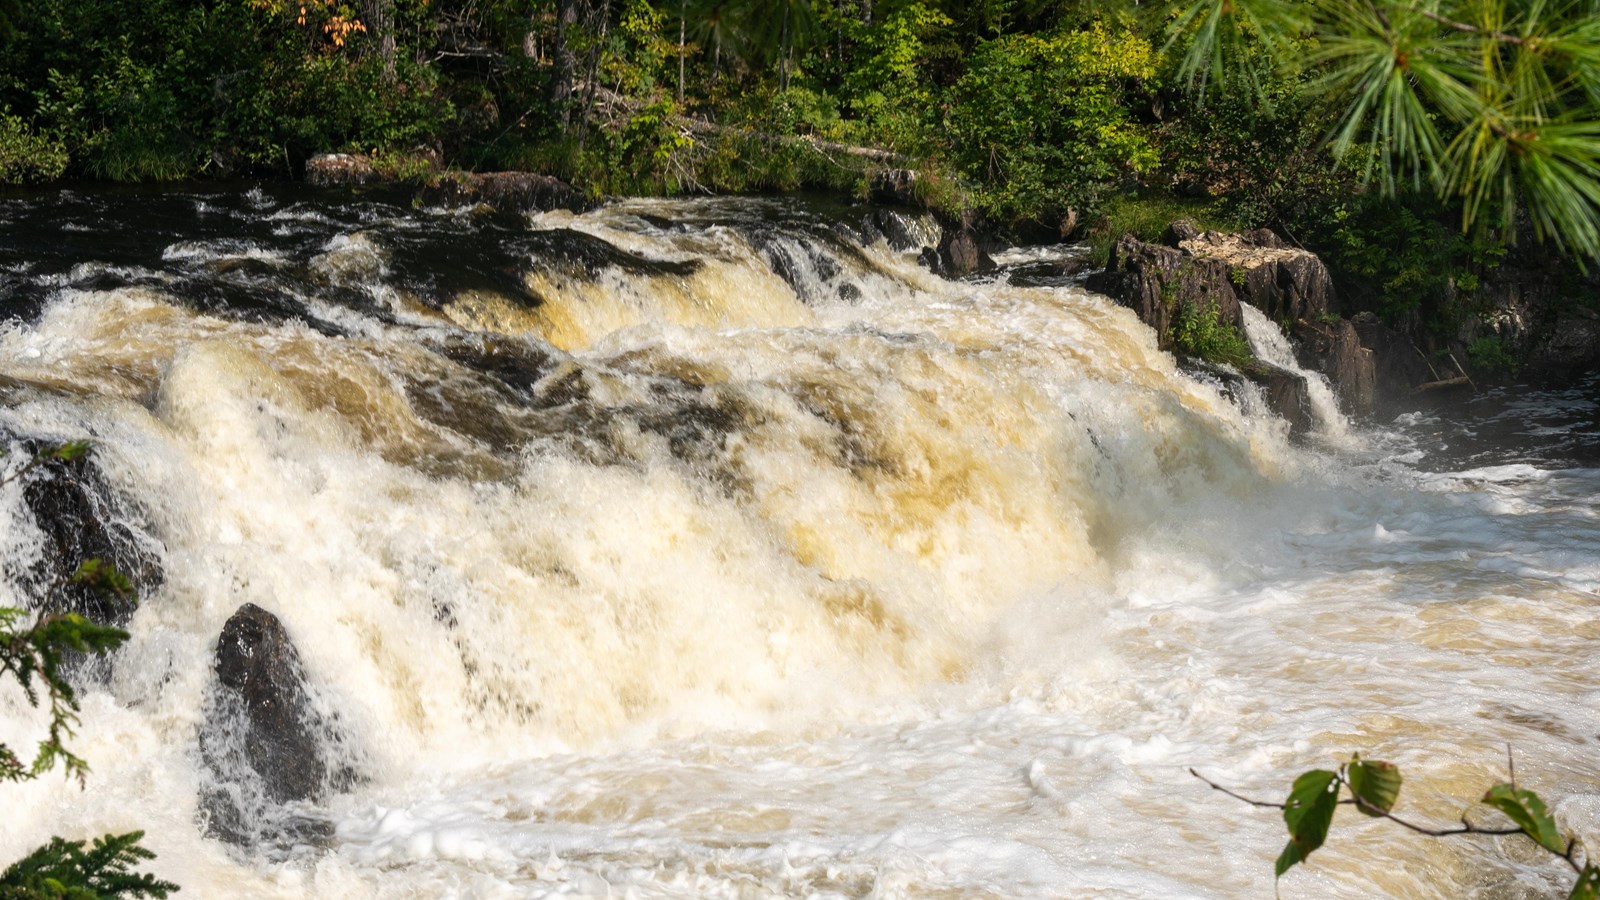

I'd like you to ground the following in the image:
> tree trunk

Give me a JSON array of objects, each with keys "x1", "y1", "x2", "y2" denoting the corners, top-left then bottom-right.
[
  {"x1": 677, "y1": 0, "x2": 686, "y2": 105},
  {"x1": 551, "y1": 0, "x2": 584, "y2": 127},
  {"x1": 363, "y1": 0, "x2": 397, "y2": 82}
]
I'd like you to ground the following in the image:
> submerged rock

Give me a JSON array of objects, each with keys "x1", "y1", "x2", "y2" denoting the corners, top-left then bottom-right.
[
  {"x1": 1183, "y1": 359, "x2": 1315, "y2": 438},
  {"x1": 199, "y1": 603, "x2": 359, "y2": 848},
  {"x1": 2, "y1": 432, "x2": 163, "y2": 626}
]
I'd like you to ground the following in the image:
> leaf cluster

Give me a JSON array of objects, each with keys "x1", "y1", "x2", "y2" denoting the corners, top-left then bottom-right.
[{"x1": 1, "y1": 832, "x2": 177, "y2": 900}]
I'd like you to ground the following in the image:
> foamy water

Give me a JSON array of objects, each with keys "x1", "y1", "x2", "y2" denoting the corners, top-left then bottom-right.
[{"x1": 0, "y1": 188, "x2": 1596, "y2": 898}]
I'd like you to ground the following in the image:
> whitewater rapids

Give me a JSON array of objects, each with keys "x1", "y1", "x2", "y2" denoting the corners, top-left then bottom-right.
[{"x1": 1, "y1": 187, "x2": 1597, "y2": 898}]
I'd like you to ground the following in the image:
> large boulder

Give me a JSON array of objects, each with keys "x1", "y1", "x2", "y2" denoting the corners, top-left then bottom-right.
[
  {"x1": 920, "y1": 225, "x2": 997, "y2": 279},
  {"x1": 1085, "y1": 234, "x2": 1243, "y2": 352},
  {"x1": 418, "y1": 171, "x2": 589, "y2": 215},
  {"x1": 1183, "y1": 359, "x2": 1315, "y2": 437},
  {"x1": 1525, "y1": 311, "x2": 1600, "y2": 379},
  {"x1": 1292, "y1": 317, "x2": 1377, "y2": 417},
  {"x1": 199, "y1": 603, "x2": 359, "y2": 848}
]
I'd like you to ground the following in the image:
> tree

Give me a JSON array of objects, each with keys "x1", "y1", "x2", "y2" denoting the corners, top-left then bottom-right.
[
  {"x1": 1169, "y1": 0, "x2": 1600, "y2": 263},
  {"x1": 0, "y1": 442, "x2": 176, "y2": 899}
]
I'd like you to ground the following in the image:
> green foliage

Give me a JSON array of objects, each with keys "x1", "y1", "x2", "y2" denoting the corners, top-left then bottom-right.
[
  {"x1": 1467, "y1": 333, "x2": 1518, "y2": 376},
  {"x1": 1086, "y1": 193, "x2": 1238, "y2": 266},
  {"x1": 1169, "y1": 0, "x2": 1600, "y2": 263},
  {"x1": 0, "y1": 109, "x2": 68, "y2": 184},
  {"x1": 1275, "y1": 768, "x2": 1338, "y2": 877},
  {"x1": 943, "y1": 20, "x2": 1157, "y2": 224},
  {"x1": 1171, "y1": 299, "x2": 1254, "y2": 370},
  {"x1": 1207, "y1": 753, "x2": 1595, "y2": 895},
  {"x1": 1, "y1": 832, "x2": 177, "y2": 899}
]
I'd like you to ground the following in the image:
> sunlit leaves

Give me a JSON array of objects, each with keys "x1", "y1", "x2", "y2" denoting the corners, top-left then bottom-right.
[
  {"x1": 1571, "y1": 865, "x2": 1600, "y2": 900},
  {"x1": 1169, "y1": 0, "x2": 1600, "y2": 263},
  {"x1": 1346, "y1": 754, "x2": 1402, "y2": 817},
  {"x1": 1481, "y1": 782, "x2": 1566, "y2": 853},
  {"x1": 1276, "y1": 768, "x2": 1339, "y2": 876}
]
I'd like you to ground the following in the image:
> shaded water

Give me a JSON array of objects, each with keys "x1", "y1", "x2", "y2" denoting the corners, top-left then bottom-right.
[{"x1": 1, "y1": 185, "x2": 1597, "y2": 898}]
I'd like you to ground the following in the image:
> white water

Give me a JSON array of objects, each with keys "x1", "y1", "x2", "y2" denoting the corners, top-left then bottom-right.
[
  {"x1": 1, "y1": 192, "x2": 1598, "y2": 898},
  {"x1": 1238, "y1": 303, "x2": 1350, "y2": 443}
]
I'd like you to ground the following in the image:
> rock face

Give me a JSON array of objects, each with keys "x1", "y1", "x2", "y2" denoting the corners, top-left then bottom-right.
[
  {"x1": 305, "y1": 153, "x2": 377, "y2": 187},
  {"x1": 418, "y1": 171, "x2": 589, "y2": 215},
  {"x1": 868, "y1": 168, "x2": 918, "y2": 206},
  {"x1": 1085, "y1": 234, "x2": 1243, "y2": 352},
  {"x1": 1182, "y1": 359, "x2": 1315, "y2": 437},
  {"x1": 1292, "y1": 318, "x2": 1377, "y2": 417},
  {"x1": 1178, "y1": 227, "x2": 1335, "y2": 324},
  {"x1": 199, "y1": 603, "x2": 358, "y2": 847},
  {"x1": 1351, "y1": 312, "x2": 1435, "y2": 398},
  {"x1": 1088, "y1": 224, "x2": 1377, "y2": 418},
  {"x1": 920, "y1": 225, "x2": 997, "y2": 279},
  {"x1": 1527, "y1": 312, "x2": 1600, "y2": 378},
  {"x1": 2, "y1": 433, "x2": 162, "y2": 626}
]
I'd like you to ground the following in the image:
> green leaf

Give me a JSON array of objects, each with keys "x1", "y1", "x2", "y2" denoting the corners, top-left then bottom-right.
[
  {"x1": 49, "y1": 440, "x2": 92, "y2": 462},
  {"x1": 1570, "y1": 864, "x2": 1600, "y2": 900},
  {"x1": 1481, "y1": 783, "x2": 1566, "y2": 854},
  {"x1": 1275, "y1": 768, "x2": 1340, "y2": 877},
  {"x1": 1346, "y1": 754, "x2": 1402, "y2": 817}
]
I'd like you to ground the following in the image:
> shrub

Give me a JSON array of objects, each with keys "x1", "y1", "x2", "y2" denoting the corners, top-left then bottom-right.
[{"x1": 0, "y1": 110, "x2": 68, "y2": 184}]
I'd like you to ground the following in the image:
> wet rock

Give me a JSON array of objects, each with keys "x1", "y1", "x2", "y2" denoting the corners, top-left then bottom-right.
[
  {"x1": 1293, "y1": 318, "x2": 1377, "y2": 417},
  {"x1": 2, "y1": 433, "x2": 163, "y2": 626},
  {"x1": 1351, "y1": 312, "x2": 1435, "y2": 397},
  {"x1": 418, "y1": 171, "x2": 589, "y2": 215},
  {"x1": 305, "y1": 153, "x2": 377, "y2": 187},
  {"x1": 199, "y1": 603, "x2": 359, "y2": 847},
  {"x1": 922, "y1": 226, "x2": 996, "y2": 279},
  {"x1": 1085, "y1": 234, "x2": 1242, "y2": 351},
  {"x1": 864, "y1": 209, "x2": 924, "y2": 252},
  {"x1": 1526, "y1": 311, "x2": 1600, "y2": 380},
  {"x1": 1181, "y1": 359, "x2": 1315, "y2": 437},
  {"x1": 869, "y1": 168, "x2": 919, "y2": 206}
]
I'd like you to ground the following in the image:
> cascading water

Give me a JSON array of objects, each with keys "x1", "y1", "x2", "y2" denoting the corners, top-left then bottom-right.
[
  {"x1": 1238, "y1": 303, "x2": 1350, "y2": 441},
  {"x1": 1, "y1": 185, "x2": 1597, "y2": 898}
]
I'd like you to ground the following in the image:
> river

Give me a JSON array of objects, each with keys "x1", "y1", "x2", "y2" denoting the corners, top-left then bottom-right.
[{"x1": 1, "y1": 184, "x2": 1597, "y2": 898}]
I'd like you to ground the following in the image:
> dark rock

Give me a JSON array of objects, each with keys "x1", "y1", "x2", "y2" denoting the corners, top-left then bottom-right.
[
  {"x1": 1526, "y1": 313, "x2": 1600, "y2": 380},
  {"x1": 1085, "y1": 234, "x2": 1242, "y2": 351},
  {"x1": 1351, "y1": 312, "x2": 1435, "y2": 398},
  {"x1": 305, "y1": 153, "x2": 377, "y2": 187},
  {"x1": 1058, "y1": 208, "x2": 1080, "y2": 240},
  {"x1": 418, "y1": 171, "x2": 589, "y2": 215},
  {"x1": 199, "y1": 603, "x2": 359, "y2": 847},
  {"x1": 1182, "y1": 359, "x2": 1314, "y2": 437},
  {"x1": 922, "y1": 226, "x2": 997, "y2": 279},
  {"x1": 2, "y1": 433, "x2": 162, "y2": 626},
  {"x1": 868, "y1": 168, "x2": 919, "y2": 206},
  {"x1": 864, "y1": 209, "x2": 928, "y2": 252},
  {"x1": 1162, "y1": 220, "x2": 1200, "y2": 248},
  {"x1": 1293, "y1": 318, "x2": 1377, "y2": 417},
  {"x1": 1250, "y1": 364, "x2": 1315, "y2": 436}
]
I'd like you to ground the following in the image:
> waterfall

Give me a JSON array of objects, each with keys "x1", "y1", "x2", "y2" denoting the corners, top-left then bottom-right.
[{"x1": 1237, "y1": 303, "x2": 1351, "y2": 440}]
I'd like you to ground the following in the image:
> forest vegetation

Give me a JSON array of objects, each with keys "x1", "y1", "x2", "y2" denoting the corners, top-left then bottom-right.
[{"x1": 1, "y1": 0, "x2": 1599, "y2": 357}]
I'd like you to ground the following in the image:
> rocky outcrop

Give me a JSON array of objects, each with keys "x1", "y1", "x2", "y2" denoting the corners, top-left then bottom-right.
[
  {"x1": 2, "y1": 434, "x2": 162, "y2": 626},
  {"x1": 199, "y1": 603, "x2": 359, "y2": 847},
  {"x1": 1176, "y1": 226, "x2": 1335, "y2": 324},
  {"x1": 305, "y1": 153, "x2": 377, "y2": 187},
  {"x1": 920, "y1": 225, "x2": 997, "y2": 279},
  {"x1": 1085, "y1": 234, "x2": 1242, "y2": 352},
  {"x1": 418, "y1": 171, "x2": 589, "y2": 215},
  {"x1": 1526, "y1": 311, "x2": 1600, "y2": 379},
  {"x1": 1292, "y1": 318, "x2": 1376, "y2": 417},
  {"x1": 1350, "y1": 312, "x2": 1435, "y2": 398},
  {"x1": 1089, "y1": 224, "x2": 1380, "y2": 417},
  {"x1": 1183, "y1": 359, "x2": 1315, "y2": 437}
]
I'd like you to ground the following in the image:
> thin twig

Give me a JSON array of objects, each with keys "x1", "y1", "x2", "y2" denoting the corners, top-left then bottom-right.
[{"x1": 1189, "y1": 769, "x2": 1287, "y2": 809}]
